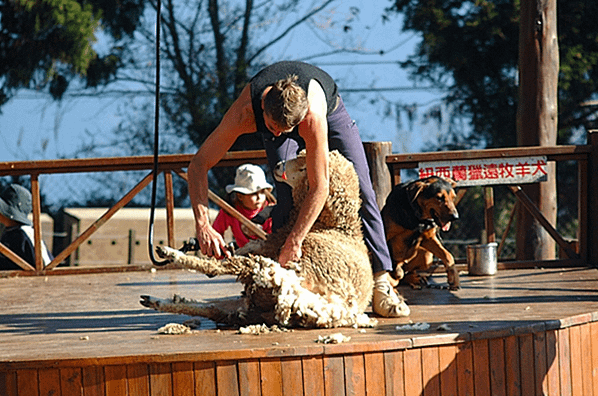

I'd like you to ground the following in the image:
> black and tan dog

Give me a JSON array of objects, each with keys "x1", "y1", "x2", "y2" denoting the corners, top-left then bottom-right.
[{"x1": 381, "y1": 176, "x2": 460, "y2": 290}]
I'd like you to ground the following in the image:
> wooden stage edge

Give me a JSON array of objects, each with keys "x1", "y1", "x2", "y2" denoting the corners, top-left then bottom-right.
[{"x1": 1, "y1": 266, "x2": 598, "y2": 395}]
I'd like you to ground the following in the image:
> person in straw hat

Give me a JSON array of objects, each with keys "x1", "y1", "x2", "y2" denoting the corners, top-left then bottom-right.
[
  {"x1": 211, "y1": 164, "x2": 274, "y2": 249},
  {"x1": 0, "y1": 184, "x2": 53, "y2": 270}
]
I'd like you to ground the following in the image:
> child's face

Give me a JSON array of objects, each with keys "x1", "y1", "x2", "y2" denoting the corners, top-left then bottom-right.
[{"x1": 237, "y1": 190, "x2": 267, "y2": 211}]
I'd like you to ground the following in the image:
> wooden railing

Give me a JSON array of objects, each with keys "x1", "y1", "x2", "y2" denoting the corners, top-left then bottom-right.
[
  {"x1": 1, "y1": 133, "x2": 596, "y2": 275},
  {"x1": 385, "y1": 137, "x2": 595, "y2": 269},
  {"x1": 0, "y1": 151, "x2": 267, "y2": 275}
]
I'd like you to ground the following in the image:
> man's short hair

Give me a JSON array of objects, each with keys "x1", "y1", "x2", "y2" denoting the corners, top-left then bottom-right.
[{"x1": 263, "y1": 75, "x2": 308, "y2": 130}]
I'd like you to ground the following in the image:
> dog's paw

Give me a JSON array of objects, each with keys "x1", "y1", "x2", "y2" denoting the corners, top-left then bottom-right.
[
  {"x1": 140, "y1": 295, "x2": 162, "y2": 310},
  {"x1": 402, "y1": 271, "x2": 428, "y2": 289},
  {"x1": 447, "y1": 267, "x2": 461, "y2": 290}
]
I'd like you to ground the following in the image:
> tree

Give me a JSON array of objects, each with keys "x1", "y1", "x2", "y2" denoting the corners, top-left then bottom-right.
[
  {"x1": 386, "y1": 0, "x2": 598, "y2": 260},
  {"x1": 0, "y1": 0, "x2": 146, "y2": 108},
  {"x1": 386, "y1": 0, "x2": 598, "y2": 147},
  {"x1": 68, "y1": 0, "x2": 349, "y2": 192}
]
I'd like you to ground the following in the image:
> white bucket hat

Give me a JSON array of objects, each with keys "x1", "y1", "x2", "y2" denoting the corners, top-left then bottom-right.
[{"x1": 225, "y1": 164, "x2": 273, "y2": 195}]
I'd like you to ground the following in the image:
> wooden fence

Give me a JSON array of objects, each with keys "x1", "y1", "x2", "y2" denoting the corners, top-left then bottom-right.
[
  {"x1": 385, "y1": 132, "x2": 597, "y2": 269},
  {"x1": 0, "y1": 131, "x2": 596, "y2": 275}
]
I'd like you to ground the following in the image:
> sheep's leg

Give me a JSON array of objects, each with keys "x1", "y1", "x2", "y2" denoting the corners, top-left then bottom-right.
[
  {"x1": 140, "y1": 294, "x2": 251, "y2": 326},
  {"x1": 155, "y1": 246, "x2": 246, "y2": 276}
]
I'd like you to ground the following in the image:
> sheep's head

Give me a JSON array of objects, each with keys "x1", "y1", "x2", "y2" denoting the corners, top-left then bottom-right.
[{"x1": 274, "y1": 150, "x2": 362, "y2": 231}]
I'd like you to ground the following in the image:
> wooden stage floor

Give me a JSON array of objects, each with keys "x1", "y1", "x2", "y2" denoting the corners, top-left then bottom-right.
[{"x1": 2, "y1": 266, "x2": 598, "y2": 395}]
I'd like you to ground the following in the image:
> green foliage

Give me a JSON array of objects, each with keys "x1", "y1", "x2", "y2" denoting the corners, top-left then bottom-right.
[
  {"x1": 387, "y1": 0, "x2": 598, "y2": 147},
  {"x1": 0, "y1": 0, "x2": 145, "y2": 104}
]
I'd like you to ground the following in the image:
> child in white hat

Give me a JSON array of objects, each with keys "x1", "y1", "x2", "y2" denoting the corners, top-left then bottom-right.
[{"x1": 212, "y1": 164, "x2": 274, "y2": 248}]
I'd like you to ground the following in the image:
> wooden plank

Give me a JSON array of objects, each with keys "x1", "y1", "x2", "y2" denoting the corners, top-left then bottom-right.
[
  {"x1": 456, "y1": 342, "x2": 474, "y2": 396},
  {"x1": 302, "y1": 356, "x2": 324, "y2": 396},
  {"x1": 558, "y1": 328, "x2": 573, "y2": 396},
  {"x1": 38, "y1": 368, "x2": 60, "y2": 396},
  {"x1": 323, "y1": 355, "x2": 345, "y2": 396},
  {"x1": 534, "y1": 331, "x2": 548, "y2": 396},
  {"x1": 127, "y1": 364, "x2": 150, "y2": 396},
  {"x1": 509, "y1": 185, "x2": 579, "y2": 259},
  {"x1": 569, "y1": 325, "x2": 583, "y2": 396},
  {"x1": 82, "y1": 366, "x2": 105, "y2": 396},
  {"x1": 545, "y1": 330, "x2": 560, "y2": 396},
  {"x1": 421, "y1": 347, "x2": 440, "y2": 396},
  {"x1": 344, "y1": 353, "x2": 366, "y2": 396},
  {"x1": 172, "y1": 362, "x2": 194, "y2": 396},
  {"x1": 149, "y1": 363, "x2": 173, "y2": 396},
  {"x1": 383, "y1": 350, "x2": 404, "y2": 396},
  {"x1": 0, "y1": 370, "x2": 18, "y2": 396},
  {"x1": 404, "y1": 348, "x2": 423, "y2": 396},
  {"x1": 519, "y1": 334, "x2": 535, "y2": 396},
  {"x1": 472, "y1": 339, "x2": 490, "y2": 396},
  {"x1": 504, "y1": 336, "x2": 521, "y2": 396},
  {"x1": 60, "y1": 367, "x2": 83, "y2": 396},
  {"x1": 592, "y1": 322, "x2": 598, "y2": 395},
  {"x1": 385, "y1": 144, "x2": 590, "y2": 166},
  {"x1": 364, "y1": 351, "x2": 386, "y2": 396},
  {"x1": 260, "y1": 358, "x2": 283, "y2": 396},
  {"x1": 104, "y1": 365, "x2": 127, "y2": 396},
  {"x1": 281, "y1": 358, "x2": 304, "y2": 396},
  {"x1": 194, "y1": 361, "x2": 216, "y2": 396},
  {"x1": 238, "y1": 359, "x2": 261, "y2": 396},
  {"x1": 0, "y1": 150, "x2": 268, "y2": 176},
  {"x1": 17, "y1": 369, "x2": 39, "y2": 396},
  {"x1": 489, "y1": 338, "x2": 506, "y2": 396},
  {"x1": 216, "y1": 361, "x2": 240, "y2": 396},
  {"x1": 438, "y1": 344, "x2": 458, "y2": 396},
  {"x1": 580, "y1": 324, "x2": 593, "y2": 396}
]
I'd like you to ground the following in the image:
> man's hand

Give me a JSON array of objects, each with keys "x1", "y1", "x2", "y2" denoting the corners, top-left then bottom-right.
[
  {"x1": 278, "y1": 238, "x2": 302, "y2": 267},
  {"x1": 196, "y1": 223, "x2": 231, "y2": 259}
]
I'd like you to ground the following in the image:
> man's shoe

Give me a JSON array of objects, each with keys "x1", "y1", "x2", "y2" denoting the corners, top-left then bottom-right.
[{"x1": 372, "y1": 275, "x2": 410, "y2": 318}]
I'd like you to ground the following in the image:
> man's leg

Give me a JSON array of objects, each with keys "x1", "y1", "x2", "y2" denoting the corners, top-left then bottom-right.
[{"x1": 327, "y1": 96, "x2": 410, "y2": 318}]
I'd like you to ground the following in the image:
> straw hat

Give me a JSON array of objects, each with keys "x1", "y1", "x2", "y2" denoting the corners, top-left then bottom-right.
[{"x1": 225, "y1": 164, "x2": 273, "y2": 195}]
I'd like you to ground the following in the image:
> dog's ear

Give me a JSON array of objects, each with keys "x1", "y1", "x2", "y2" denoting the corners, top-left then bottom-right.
[
  {"x1": 444, "y1": 177, "x2": 457, "y2": 189},
  {"x1": 405, "y1": 180, "x2": 428, "y2": 204}
]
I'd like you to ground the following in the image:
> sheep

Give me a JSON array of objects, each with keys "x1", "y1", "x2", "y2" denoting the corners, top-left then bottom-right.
[{"x1": 140, "y1": 150, "x2": 376, "y2": 329}]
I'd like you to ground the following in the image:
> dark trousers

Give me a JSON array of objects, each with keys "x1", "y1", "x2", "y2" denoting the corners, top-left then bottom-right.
[{"x1": 262, "y1": 96, "x2": 392, "y2": 273}]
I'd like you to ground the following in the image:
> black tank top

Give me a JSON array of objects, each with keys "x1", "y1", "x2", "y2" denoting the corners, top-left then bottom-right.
[{"x1": 250, "y1": 61, "x2": 338, "y2": 134}]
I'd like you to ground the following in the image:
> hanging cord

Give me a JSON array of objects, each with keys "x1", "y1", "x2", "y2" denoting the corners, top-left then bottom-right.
[{"x1": 148, "y1": 0, "x2": 169, "y2": 266}]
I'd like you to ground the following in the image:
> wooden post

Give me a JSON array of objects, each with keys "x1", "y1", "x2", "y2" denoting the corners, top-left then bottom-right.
[
  {"x1": 164, "y1": 171, "x2": 175, "y2": 247},
  {"x1": 516, "y1": 0, "x2": 559, "y2": 260},
  {"x1": 363, "y1": 141, "x2": 393, "y2": 210},
  {"x1": 30, "y1": 174, "x2": 43, "y2": 272},
  {"x1": 127, "y1": 229, "x2": 136, "y2": 265},
  {"x1": 587, "y1": 130, "x2": 598, "y2": 266},
  {"x1": 484, "y1": 187, "x2": 495, "y2": 243}
]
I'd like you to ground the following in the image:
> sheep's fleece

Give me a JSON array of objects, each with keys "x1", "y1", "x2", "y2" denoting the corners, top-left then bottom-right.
[{"x1": 140, "y1": 150, "x2": 376, "y2": 328}]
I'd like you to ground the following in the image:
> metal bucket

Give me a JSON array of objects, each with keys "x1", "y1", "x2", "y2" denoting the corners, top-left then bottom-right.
[{"x1": 467, "y1": 242, "x2": 498, "y2": 276}]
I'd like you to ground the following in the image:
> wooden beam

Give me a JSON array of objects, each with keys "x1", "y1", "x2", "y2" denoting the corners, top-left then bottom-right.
[{"x1": 45, "y1": 172, "x2": 155, "y2": 270}]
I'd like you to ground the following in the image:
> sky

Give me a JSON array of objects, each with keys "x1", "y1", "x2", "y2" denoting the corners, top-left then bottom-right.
[{"x1": 0, "y1": 1, "x2": 449, "y2": 205}]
